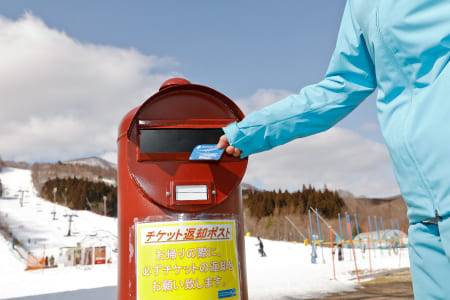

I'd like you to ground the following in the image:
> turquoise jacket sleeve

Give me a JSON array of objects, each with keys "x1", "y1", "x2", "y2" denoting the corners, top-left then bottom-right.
[{"x1": 223, "y1": 1, "x2": 377, "y2": 158}]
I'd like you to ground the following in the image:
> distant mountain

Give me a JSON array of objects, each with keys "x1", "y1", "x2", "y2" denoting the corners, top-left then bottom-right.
[
  {"x1": 3, "y1": 161, "x2": 30, "y2": 170},
  {"x1": 64, "y1": 156, "x2": 117, "y2": 170},
  {"x1": 31, "y1": 158, "x2": 117, "y2": 194},
  {"x1": 241, "y1": 182, "x2": 260, "y2": 194}
]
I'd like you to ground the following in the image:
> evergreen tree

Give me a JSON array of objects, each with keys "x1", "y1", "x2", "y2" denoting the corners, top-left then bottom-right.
[
  {"x1": 243, "y1": 185, "x2": 344, "y2": 219},
  {"x1": 41, "y1": 177, "x2": 117, "y2": 216}
]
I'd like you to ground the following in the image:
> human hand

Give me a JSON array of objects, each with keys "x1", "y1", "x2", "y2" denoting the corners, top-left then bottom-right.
[{"x1": 217, "y1": 134, "x2": 242, "y2": 158}]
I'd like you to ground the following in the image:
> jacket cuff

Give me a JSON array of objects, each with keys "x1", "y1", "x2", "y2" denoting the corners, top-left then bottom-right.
[{"x1": 222, "y1": 122, "x2": 250, "y2": 158}]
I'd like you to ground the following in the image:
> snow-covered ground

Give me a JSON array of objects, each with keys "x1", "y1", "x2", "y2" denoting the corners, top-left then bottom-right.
[{"x1": 0, "y1": 168, "x2": 410, "y2": 299}]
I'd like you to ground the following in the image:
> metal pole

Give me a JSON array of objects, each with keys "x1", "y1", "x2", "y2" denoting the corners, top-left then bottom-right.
[
  {"x1": 347, "y1": 222, "x2": 360, "y2": 283},
  {"x1": 345, "y1": 212, "x2": 350, "y2": 240},
  {"x1": 366, "y1": 227, "x2": 373, "y2": 274},
  {"x1": 308, "y1": 209, "x2": 314, "y2": 241},
  {"x1": 354, "y1": 214, "x2": 360, "y2": 249},
  {"x1": 368, "y1": 216, "x2": 375, "y2": 257},
  {"x1": 380, "y1": 216, "x2": 385, "y2": 233},
  {"x1": 346, "y1": 213, "x2": 352, "y2": 238},
  {"x1": 354, "y1": 214, "x2": 360, "y2": 236},
  {"x1": 329, "y1": 226, "x2": 336, "y2": 280},
  {"x1": 18, "y1": 190, "x2": 25, "y2": 207},
  {"x1": 68, "y1": 215, "x2": 72, "y2": 236},
  {"x1": 103, "y1": 195, "x2": 107, "y2": 216},
  {"x1": 374, "y1": 216, "x2": 382, "y2": 254},
  {"x1": 380, "y1": 216, "x2": 386, "y2": 251},
  {"x1": 308, "y1": 210, "x2": 316, "y2": 264},
  {"x1": 338, "y1": 213, "x2": 343, "y2": 241},
  {"x1": 316, "y1": 209, "x2": 322, "y2": 242},
  {"x1": 64, "y1": 213, "x2": 78, "y2": 236},
  {"x1": 316, "y1": 209, "x2": 325, "y2": 264},
  {"x1": 85, "y1": 197, "x2": 93, "y2": 210},
  {"x1": 52, "y1": 187, "x2": 57, "y2": 220},
  {"x1": 309, "y1": 207, "x2": 340, "y2": 237},
  {"x1": 399, "y1": 228, "x2": 405, "y2": 267},
  {"x1": 284, "y1": 216, "x2": 307, "y2": 241},
  {"x1": 345, "y1": 213, "x2": 352, "y2": 260}
]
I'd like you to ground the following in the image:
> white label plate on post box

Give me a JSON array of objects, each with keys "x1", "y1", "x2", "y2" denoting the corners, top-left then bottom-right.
[{"x1": 175, "y1": 185, "x2": 208, "y2": 201}]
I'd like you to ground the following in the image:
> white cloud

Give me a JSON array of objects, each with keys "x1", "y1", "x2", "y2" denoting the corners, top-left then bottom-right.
[
  {"x1": 237, "y1": 88, "x2": 292, "y2": 114},
  {"x1": 0, "y1": 13, "x2": 400, "y2": 198},
  {"x1": 100, "y1": 152, "x2": 118, "y2": 165},
  {"x1": 0, "y1": 13, "x2": 179, "y2": 162},
  {"x1": 243, "y1": 127, "x2": 399, "y2": 197},
  {"x1": 360, "y1": 122, "x2": 380, "y2": 132}
]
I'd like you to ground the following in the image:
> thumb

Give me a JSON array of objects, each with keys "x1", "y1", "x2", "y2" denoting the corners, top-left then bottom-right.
[{"x1": 217, "y1": 134, "x2": 229, "y2": 149}]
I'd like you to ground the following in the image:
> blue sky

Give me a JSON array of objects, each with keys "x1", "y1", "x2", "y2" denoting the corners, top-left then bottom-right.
[
  {"x1": 0, "y1": 1, "x2": 398, "y2": 196},
  {"x1": 1, "y1": 1, "x2": 346, "y2": 94}
]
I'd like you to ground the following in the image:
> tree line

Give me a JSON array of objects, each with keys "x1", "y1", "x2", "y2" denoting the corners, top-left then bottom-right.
[
  {"x1": 244, "y1": 185, "x2": 344, "y2": 219},
  {"x1": 41, "y1": 177, "x2": 117, "y2": 216}
]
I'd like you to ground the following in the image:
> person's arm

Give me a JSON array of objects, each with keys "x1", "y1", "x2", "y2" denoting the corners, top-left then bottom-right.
[{"x1": 221, "y1": 1, "x2": 376, "y2": 158}]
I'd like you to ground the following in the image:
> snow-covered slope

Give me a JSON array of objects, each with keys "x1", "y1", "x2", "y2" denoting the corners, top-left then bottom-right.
[
  {"x1": 0, "y1": 168, "x2": 410, "y2": 299},
  {"x1": 0, "y1": 168, "x2": 117, "y2": 256}
]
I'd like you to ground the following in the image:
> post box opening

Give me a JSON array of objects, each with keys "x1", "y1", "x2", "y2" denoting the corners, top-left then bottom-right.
[{"x1": 139, "y1": 128, "x2": 223, "y2": 153}]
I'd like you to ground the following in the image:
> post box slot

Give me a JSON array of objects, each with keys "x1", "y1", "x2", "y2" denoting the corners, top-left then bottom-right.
[
  {"x1": 139, "y1": 128, "x2": 223, "y2": 153},
  {"x1": 175, "y1": 185, "x2": 208, "y2": 201}
]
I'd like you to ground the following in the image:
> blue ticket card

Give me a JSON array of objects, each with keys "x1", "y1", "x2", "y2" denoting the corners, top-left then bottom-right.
[{"x1": 189, "y1": 144, "x2": 225, "y2": 160}]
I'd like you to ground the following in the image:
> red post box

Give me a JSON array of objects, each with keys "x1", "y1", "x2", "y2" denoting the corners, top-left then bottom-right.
[{"x1": 117, "y1": 78, "x2": 248, "y2": 300}]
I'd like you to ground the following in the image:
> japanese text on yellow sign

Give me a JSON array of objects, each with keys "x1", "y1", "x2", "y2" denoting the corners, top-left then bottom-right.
[{"x1": 136, "y1": 220, "x2": 240, "y2": 300}]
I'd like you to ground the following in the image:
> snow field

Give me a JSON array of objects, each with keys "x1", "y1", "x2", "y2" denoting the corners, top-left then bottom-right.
[{"x1": 0, "y1": 168, "x2": 410, "y2": 299}]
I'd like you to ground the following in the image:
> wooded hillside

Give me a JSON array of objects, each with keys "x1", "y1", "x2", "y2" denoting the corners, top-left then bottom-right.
[
  {"x1": 40, "y1": 177, "x2": 117, "y2": 216},
  {"x1": 244, "y1": 185, "x2": 344, "y2": 219},
  {"x1": 243, "y1": 187, "x2": 409, "y2": 243}
]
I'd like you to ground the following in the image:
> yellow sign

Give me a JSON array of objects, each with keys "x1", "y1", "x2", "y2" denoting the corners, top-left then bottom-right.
[{"x1": 136, "y1": 220, "x2": 241, "y2": 300}]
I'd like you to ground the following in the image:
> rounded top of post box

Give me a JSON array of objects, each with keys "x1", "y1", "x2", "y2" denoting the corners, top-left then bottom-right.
[
  {"x1": 119, "y1": 78, "x2": 248, "y2": 212},
  {"x1": 159, "y1": 78, "x2": 191, "y2": 90}
]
